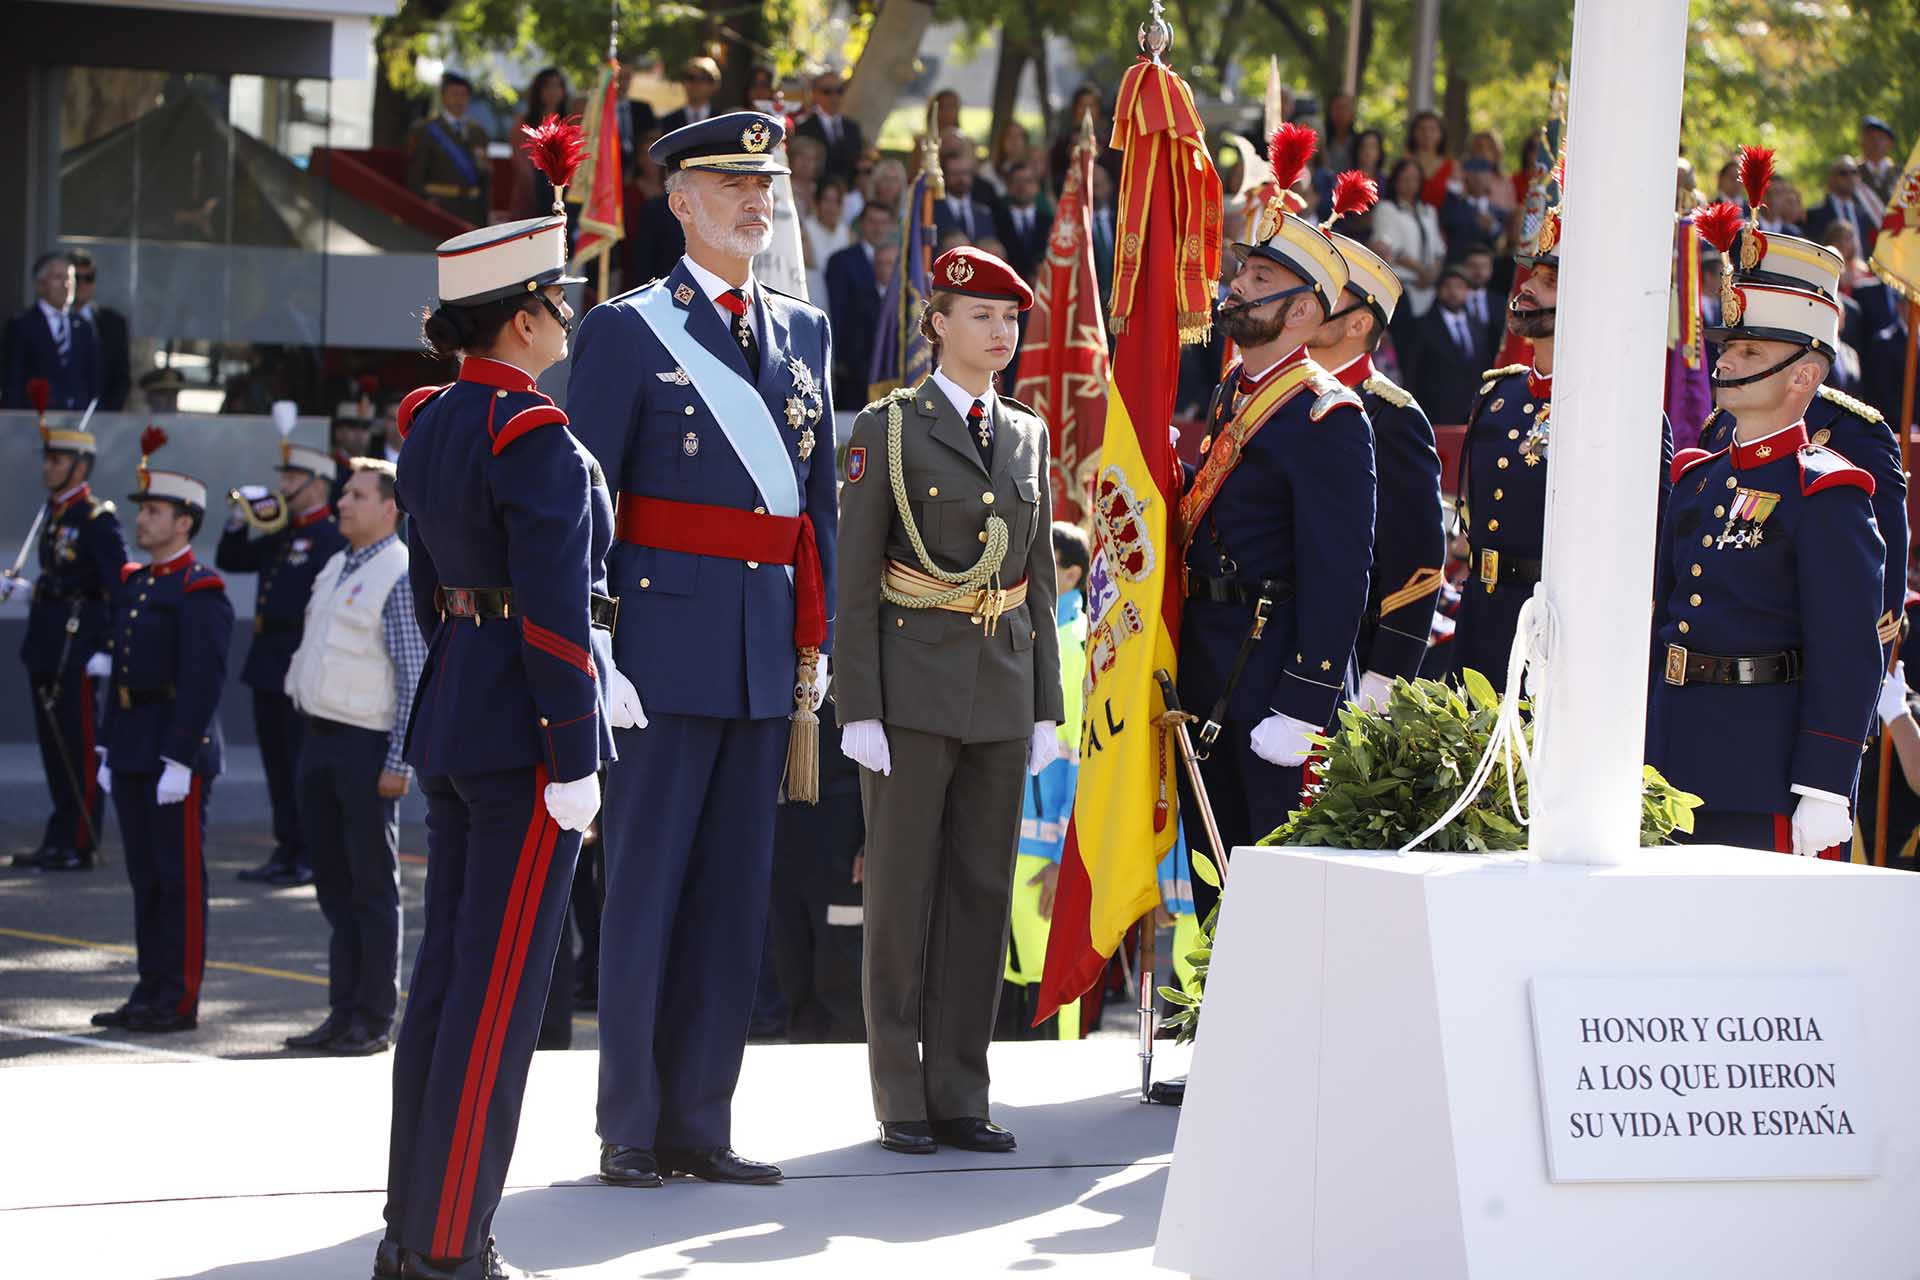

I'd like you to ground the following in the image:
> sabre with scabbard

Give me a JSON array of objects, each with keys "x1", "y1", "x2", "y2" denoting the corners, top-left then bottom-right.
[
  {"x1": 2, "y1": 393, "x2": 97, "y2": 602},
  {"x1": 1145, "y1": 668, "x2": 1230, "y2": 1103}
]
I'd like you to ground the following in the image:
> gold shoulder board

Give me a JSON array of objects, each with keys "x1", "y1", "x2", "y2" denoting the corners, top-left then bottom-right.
[
  {"x1": 1816, "y1": 384, "x2": 1886, "y2": 425},
  {"x1": 1362, "y1": 373, "x2": 1414, "y2": 409}
]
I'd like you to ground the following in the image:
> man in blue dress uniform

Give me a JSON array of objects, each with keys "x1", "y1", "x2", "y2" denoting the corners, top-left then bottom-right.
[
  {"x1": 1453, "y1": 201, "x2": 1674, "y2": 690},
  {"x1": 3, "y1": 404, "x2": 126, "y2": 870},
  {"x1": 567, "y1": 110, "x2": 838, "y2": 1189},
  {"x1": 1176, "y1": 128, "x2": 1376, "y2": 910},
  {"x1": 90, "y1": 433, "x2": 232, "y2": 1032},
  {"x1": 218, "y1": 442, "x2": 346, "y2": 886},
  {"x1": 380, "y1": 198, "x2": 616, "y2": 1280},
  {"x1": 1688, "y1": 175, "x2": 1909, "y2": 666},
  {"x1": 1648, "y1": 257, "x2": 1883, "y2": 857},
  {"x1": 1306, "y1": 227, "x2": 1446, "y2": 705}
]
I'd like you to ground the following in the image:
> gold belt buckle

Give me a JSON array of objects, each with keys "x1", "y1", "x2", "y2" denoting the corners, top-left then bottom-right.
[
  {"x1": 117, "y1": 685, "x2": 132, "y2": 710},
  {"x1": 1479, "y1": 548, "x2": 1500, "y2": 589},
  {"x1": 1664, "y1": 643, "x2": 1689, "y2": 687}
]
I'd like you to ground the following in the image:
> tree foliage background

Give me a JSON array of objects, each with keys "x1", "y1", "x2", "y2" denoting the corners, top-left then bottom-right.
[{"x1": 371, "y1": 0, "x2": 1918, "y2": 193}]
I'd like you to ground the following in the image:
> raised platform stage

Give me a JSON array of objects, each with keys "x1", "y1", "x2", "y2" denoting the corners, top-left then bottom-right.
[{"x1": 5, "y1": 1039, "x2": 1189, "y2": 1278}]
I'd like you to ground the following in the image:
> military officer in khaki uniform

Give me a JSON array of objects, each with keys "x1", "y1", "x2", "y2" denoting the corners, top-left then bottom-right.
[{"x1": 835, "y1": 246, "x2": 1065, "y2": 1157}]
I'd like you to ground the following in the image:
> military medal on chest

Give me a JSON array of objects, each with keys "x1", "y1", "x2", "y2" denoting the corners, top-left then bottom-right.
[
  {"x1": 785, "y1": 357, "x2": 824, "y2": 460},
  {"x1": 1518, "y1": 403, "x2": 1552, "y2": 466},
  {"x1": 1716, "y1": 486, "x2": 1780, "y2": 550}
]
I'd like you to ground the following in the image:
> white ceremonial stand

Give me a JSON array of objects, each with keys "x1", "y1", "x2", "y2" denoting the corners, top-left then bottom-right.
[{"x1": 1152, "y1": 3, "x2": 1920, "y2": 1276}]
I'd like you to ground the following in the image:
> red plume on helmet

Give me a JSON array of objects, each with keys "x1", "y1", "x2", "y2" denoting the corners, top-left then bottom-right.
[
  {"x1": 26, "y1": 378, "x2": 50, "y2": 418},
  {"x1": 520, "y1": 114, "x2": 588, "y2": 213},
  {"x1": 1322, "y1": 169, "x2": 1380, "y2": 231},
  {"x1": 140, "y1": 426, "x2": 168, "y2": 460},
  {"x1": 1691, "y1": 201, "x2": 1745, "y2": 256},
  {"x1": 1737, "y1": 145, "x2": 1775, "y2": 211},
  {"x1": 1266, "y1": 123, "x2": 1318, "y2": 198}
]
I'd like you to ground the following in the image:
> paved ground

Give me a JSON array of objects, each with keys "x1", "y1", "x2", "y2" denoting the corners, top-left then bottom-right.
[{"x1": 0, "y1": 816, "x2": 601, "y2": 1064}]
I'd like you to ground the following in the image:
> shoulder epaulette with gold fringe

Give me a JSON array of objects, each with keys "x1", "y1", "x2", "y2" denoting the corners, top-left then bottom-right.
[
  {"x1": 1362, "y1": 372, "x2": 1414, "y2": 409},
  {"x1": 1817, "y1": 384, "x2": 1886, "y2": 425}
]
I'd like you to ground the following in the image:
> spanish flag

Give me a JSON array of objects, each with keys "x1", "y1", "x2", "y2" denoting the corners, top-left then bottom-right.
[
  {"x1": 1871, "y1": 136, "x2": 1920, "y2": 300},
  {"x1": 567, "y1": 60, "x2": 626, "y2": 289},
  {"x1": 1035, "y1": 56, "x2": 1220, "y2": 1024}
]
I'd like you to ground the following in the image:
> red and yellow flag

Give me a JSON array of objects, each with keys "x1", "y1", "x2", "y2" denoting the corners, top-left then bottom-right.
[
  {"x1": 1036, "y1": 56, "x2": 1221, "y2": 1024},
  {"x1": 1013, "y1": 117, "x2": 1109, "y2": 524},
  {"x1": 1872, "y1": 135, "x2": 1920, "y2": 300},
  {"x1": 568, "y1": 61, "x2": 626, "y2": 285}
]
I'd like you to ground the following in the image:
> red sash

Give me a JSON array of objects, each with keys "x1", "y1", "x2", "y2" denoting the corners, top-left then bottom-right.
[{"x1": 616, "y1": 496, "x2": 825, "y2": 649}]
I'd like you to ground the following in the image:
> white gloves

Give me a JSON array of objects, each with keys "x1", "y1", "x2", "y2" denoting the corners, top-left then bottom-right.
[
  {"x1": 1249, "y1": 712, "x2": 1320, "y2": 767},
  {"x1": 544, "y1": 774, "x2": 601, "y2": 833},
  {"x1": 0, "y1": 572, "x2": 25, "y2": 604},
  {"x1": 1028, "y1": 721, "x2": 1063, "y2": 775},
  {"x1": 85, "y1": 651, "x2": 112, "y2": 678},
  {"x1": 605, "y1": 664, "x2": 647, "y2": 731},
  {"x1": 1789, "y1": 791, "x2": 1852, "y2": 858},
  {"x1": 1355, "y1": 670, "x2": 1394, "y2": 714},
  {"x1": 1877, "y1": 662, "x2": 1909, "y2": 726},
  {"x1": 96, "y1": 747, "x2": 111, "y2": 796},
  {"x1": 811, "y1": 657, "x2": 831, "y2": 711},
  {"x1": 842, "y1": 719, "x2": 891, "y2": 775},
  {"x1": 156, "y1": 758, "x2": 193, "y2": 805}
]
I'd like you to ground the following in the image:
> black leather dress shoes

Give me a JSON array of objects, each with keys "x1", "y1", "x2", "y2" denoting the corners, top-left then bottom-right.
[
  {"x1": 328, "y1": 1024, "x2": 393, "y2": 1056},
  {"x1": 1146, "y1": 1075, "x2": 1187, "y2": 1106},
  {"x1": 929, "y1": 1117, "x2": 1017, "y2": 1153},
  {"x1": 658, "y1": 1146, "x2": 783, "y2": 1184},
  {"x1": 878, "y1": 1121, "x2": 937, "y2": 1154},
  {"x1": 285, "y1": 1015, "x2": 348, "y2": 1048},
  {"x1": 39, "y1": 847, "x2": 95, "y2": 871},
  {"x1": 370, "y1": 1238, "x2": 404, "y2": 1279},
  {"x1": 125, "y1": 1008, "x2": 196, "y2": 1033},
  {"x1": 400, "y1": 1239, "x2": 545, "y2": 1279},
  {"x1": 91, "y1": 1003, "x2": 145, "y2": 1028},
  {"x1": 598, "y1": 1143, "x2": 663, "y2": 1188}
]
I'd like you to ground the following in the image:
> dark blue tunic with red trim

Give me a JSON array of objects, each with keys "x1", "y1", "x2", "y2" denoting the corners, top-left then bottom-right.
[
  {"x1": 101, "y1": 551, "x2": 233, "y2": 777},
  {"x1": 22, "y1": 483, "x2": 126, "y2": 674},
  {"x1": 393, "y1": 356, "x2": 616, "y2": 782},
  {"x1": 1647, "y1": 422, "x2": 1884, "y2": 819}
]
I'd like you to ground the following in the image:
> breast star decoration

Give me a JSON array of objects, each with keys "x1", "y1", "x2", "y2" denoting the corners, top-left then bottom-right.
[{"x1": 785, "y1": 357, "x2": 824, "y2": 460}]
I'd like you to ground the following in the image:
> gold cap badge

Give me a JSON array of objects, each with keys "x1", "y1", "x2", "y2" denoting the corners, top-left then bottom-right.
[
  {"x1": 946, "y1": 257, "x2": 976, "y2": 286},
  {"x1": 742, "y1": 121, "x2": 772, "y2": 154}
]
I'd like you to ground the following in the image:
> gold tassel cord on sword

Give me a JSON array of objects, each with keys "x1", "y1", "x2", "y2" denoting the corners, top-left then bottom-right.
[{"x1": 784, "y1": 645, "x2": 822, "y2": 804}]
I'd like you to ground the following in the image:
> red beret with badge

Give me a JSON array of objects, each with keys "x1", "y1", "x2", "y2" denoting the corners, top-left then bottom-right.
[{"x1": 930, "y1": 246, "x2": 1035, "y2": 310}]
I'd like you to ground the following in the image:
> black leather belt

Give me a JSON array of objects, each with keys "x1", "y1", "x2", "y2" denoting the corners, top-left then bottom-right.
[
  {"x1": 1477, "y1": 549, "x2": 1542, "y2": 590},
  {"x1": 254, "y1": 617, "x2": 303, "y2": 636},
  {"x1": 436, "y1": 586, "x2": 619, "y2": 633},
  {"x1": 33, "y1": 585, "x2": 104, "y2": 605},
  {"x1": 116, "y1": 684, "x2": 176, "y2": 709},
  {"x1": 1186, "y1": 575, "x2": 1295, "y2": 606},
  {"x1": 1662, "y1": 645, "x2": 1802, "y2": 688}
]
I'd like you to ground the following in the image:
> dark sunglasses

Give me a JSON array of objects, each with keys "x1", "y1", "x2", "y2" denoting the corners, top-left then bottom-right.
[
  {"x1": 75, "y1": 272, "x2": 96, "y2": 283},
  {"x1": 818, "y1": 85, "x2": 845, "y2": 95}
]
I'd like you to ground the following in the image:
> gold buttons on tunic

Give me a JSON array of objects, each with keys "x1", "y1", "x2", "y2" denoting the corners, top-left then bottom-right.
[
  {"x1": 1689, "y1": 594, "x2": 1702, "y2": 606},
  {"x1": 747, "y1": 561, "x2": 759, "y2": 570},
  {"x1": 1522, "y1": 403, "x2": 1535, "y2": 414},
  {"x1": 1701, "y1": 535, "x2": 1713, "y2": 548},
  {"x1": 639, "y1": 577, "x2": 651, "y2": 588},
  {"x1": 1726, "y1": 476, "x2": 1738, "y2": 489},
  {"x1": 1714, "y1": 506, "x2": 1725, "y2": 518},
  {"x1": 927, "y1": 487, "x2": 939, "y2": 497},
  {"x1": 1691, "y1": 564, "x2": 1702, "y2": 577},
  {"x1": 496, "y1": 390, "x2": 508, "y2": 399},
  {"x1": 1497, "y1": 457, "x2": 1510, "y2": 470},
  {"x1": 895, "y1": 618, "x2": 904, "y2": 627},
  {"x1": 539, "y1": 716, "x2": 550, "y2": 725},
  {"x1": 978, "y1": 531, "x2": 988, "y2": 543},
  {"x1": 755, "y1": 506, "x2": 767, "y2": 514},
  {"x1": 982, "y1": 492, "x2": 996, "y2": 504},
  {"x1": 684, "y1": 405, "x2": 695, "y2": 416},
  {"x1": 1488, "y1": 519, "x2": 1500, "y2": 531},
  {"x1": 129, "y1": 609, "x2": 138, "y2": 617},
  {"x1": 1508, "y1": 429, "x2": 1520, "y2": 440},
  {"x1": 1493, "y1": 488, "x2": 1504, "y2": 500},
  {"x1": 1678, "y1": 621, "x2": 1691, "y2": 634},
  {"x1": 970, "y1": 615, "x2": 981, "y2": 626}
]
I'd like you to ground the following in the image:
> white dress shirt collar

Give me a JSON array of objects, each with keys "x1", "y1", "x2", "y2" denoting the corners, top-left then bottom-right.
[
  {"x1": 681, "y1": 254, "x2": 759, "y2": 326},
  {"x1": 931, "y1": 367, "x2": 996, "y2": 421}
]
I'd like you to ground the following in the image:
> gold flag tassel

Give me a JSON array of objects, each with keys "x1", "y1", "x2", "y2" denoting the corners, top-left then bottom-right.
[{"x1": 784, "y1": 646, "x2": 822, "y2": 804}]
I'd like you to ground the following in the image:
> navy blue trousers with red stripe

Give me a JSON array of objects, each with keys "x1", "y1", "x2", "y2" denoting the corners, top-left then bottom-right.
[
  {"x1": 1682, "y1": 809, "x2": 1848, "y2": 860},
  {"x1": 111, "y1": 772, "x2": 210, "y2": 1015},
  {"x1": 31, "y1": 667, "x2": 105, "y2": 853},
  {"x1": 385, "y1": 767, "x2": 579, "y2": 1265}
]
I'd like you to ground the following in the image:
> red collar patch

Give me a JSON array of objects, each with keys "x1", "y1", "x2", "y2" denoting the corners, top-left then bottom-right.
[
  {"x1": 1732, "y1": 421, "x2": 1808, "y2": 471},
  {"x1": 149, "y1": 550, "x2": 196, "y2": 578},
  {"x1": 1333, "y1": 354, "x2": 1373, "y2": 390},
  {"x1": 50, "y1": 484, "x2": 91, "y2": 519},
  {"x1": 458, "y1": 357, "x2": 537, "y2": 393}
]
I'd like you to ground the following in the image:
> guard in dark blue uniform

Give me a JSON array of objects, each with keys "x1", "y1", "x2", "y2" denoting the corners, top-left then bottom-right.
[
  {"x1": 1688, "y1": 178, "x2": 1908, "y2": 666},
  {"x1": 1306, "y1": 223, "x2": 1446, "y2": 705},
  {"x1": 3, "y1": 404, "x2": 126, "y2": 870},
  {"x1": 218, "y1": 442, "x2": 346, "y2": 886},
  {"x1": 1176, "y1": 128, "x2": 1376, "y2": 916},
  {"x1": 1453, "y1": 201, "x2": 1674, "y2": 690},
  {"x1": 90, "y1": 431, "x2": 232, "y2": 1032},
  {"x1": 379, "y1": 168, "x2": 615, "y2": 1280},
  {"x1": 567, "y1": 110, "x2": 837, "y2": 1191},
  {"x1": 1648, "y1": 226, "x2": 1884, "y2": 858}
]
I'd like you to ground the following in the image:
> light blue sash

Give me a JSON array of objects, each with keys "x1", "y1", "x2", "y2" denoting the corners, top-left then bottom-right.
[{"x1": 633, "y1": 285, "x2": 799, "y2": 519}]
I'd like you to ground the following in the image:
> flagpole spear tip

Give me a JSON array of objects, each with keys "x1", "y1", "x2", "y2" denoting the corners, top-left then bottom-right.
[{"x1": 1139, "y1": 0, "x2": 1172, "y2": 65}]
